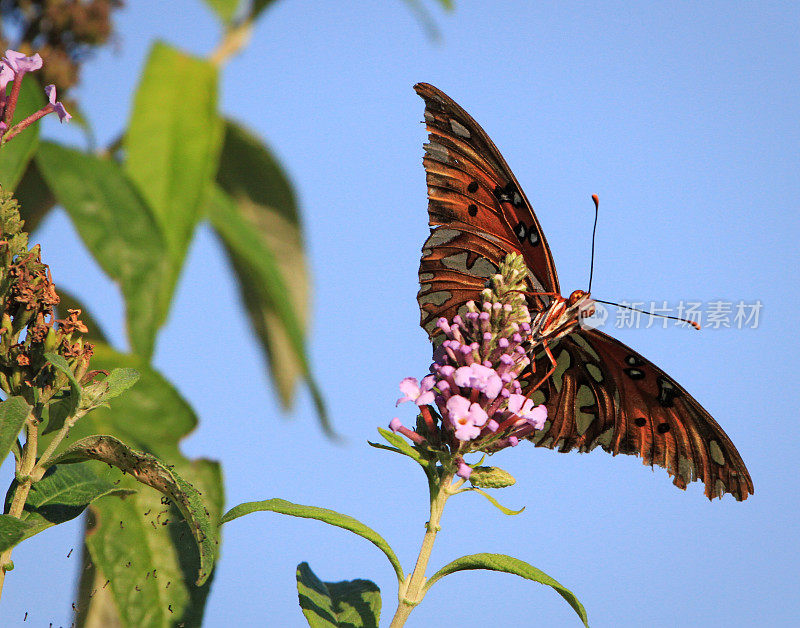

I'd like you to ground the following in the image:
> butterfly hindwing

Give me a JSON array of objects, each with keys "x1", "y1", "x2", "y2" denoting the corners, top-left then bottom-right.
[{"x1": 531, "y1": 329, "x2": 753, "y2": 500}]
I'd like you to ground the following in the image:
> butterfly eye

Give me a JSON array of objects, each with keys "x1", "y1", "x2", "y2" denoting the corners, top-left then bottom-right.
[{"x1": 567, "y1": 290, "x2": 587, "y2": 306}]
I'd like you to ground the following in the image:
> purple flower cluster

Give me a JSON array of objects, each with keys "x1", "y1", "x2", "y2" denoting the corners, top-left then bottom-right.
[
  {"x1": 1, "y1": 49, "x2": 71, "y2": 139},
  {"x1": 391, "y1": 288, "x2": 548, "y2": 479}
]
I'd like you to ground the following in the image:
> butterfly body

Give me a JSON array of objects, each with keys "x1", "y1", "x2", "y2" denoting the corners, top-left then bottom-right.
[{"x1": 414, "y1": 82, "x2": 753, "y2": 500}]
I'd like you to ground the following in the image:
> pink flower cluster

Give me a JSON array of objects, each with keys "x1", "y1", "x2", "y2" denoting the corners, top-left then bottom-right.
[{"x1": 390, "y1": 298, "x2": 548, "y2": 479}]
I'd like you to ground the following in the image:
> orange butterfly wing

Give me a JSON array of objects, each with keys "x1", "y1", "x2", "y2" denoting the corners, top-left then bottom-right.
[
  {"x1": 529, "y1": 330, "x2": 753, "y2": 500},
  {"x1": 415, "y1": 82, "x2": 558, "y2": 338}
]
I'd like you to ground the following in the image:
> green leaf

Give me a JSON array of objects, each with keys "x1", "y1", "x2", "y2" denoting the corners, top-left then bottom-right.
[
  {"x1": 204, "y1": 0, "x2": 240, "y2": 24},
  {"x1": 13, "y1": 159, "x2": 56, "y2": 233},
  {"x1": 426, "y1": 553, "x2": 588, "y2": 627},
  {"x1": 35, "y1": 140, "x2": 171, "y2": 359},
  {"x1": 125, "y1": 41, "x2": 223, "y2": 268},
  {"x1": 467, "y1": 487, "x2": 525, "y2": 516},
  {"x1": 6, "y1": 463, "x2": 134, "y2": 547},
  {"x1": 82, "y1": 460, "x2": 222, "y2": 627},
  {"x1": 214, "y1": 119, "x2": 310, "y2": 411},
  {"x1": 371, "y1": 427, "x2": 424, "y2": 464},
  {"x1": 221, "y1": 498, "x2": 404, "y2": 583},
  {"x1": 297, "y1": 562, "x2": 381, "y2": 628},
  {"x1": 54, "y1": 343, "x2": 223, "y2": 624},
  {"x1": 48, "y1": 434, "x2": 217, "y2": 585},
  {"x1": 468, "y1": 466, "x2": 516, "y2": 489},
  {"x1": 208, "y1": 183, "x2": 331, "y2": 434},
  {"x1": 81, "y1": 368, "x2": 140, "y2": 412},
  {"x1": 0, "y1": 514, "x2": 33, "y2": 552},
  {"x1": 0, "y1": 79, "x2": 44, "y2": 190},
  {"x1": 0, "y1": 396, "x2": 31, "y2": 464}
]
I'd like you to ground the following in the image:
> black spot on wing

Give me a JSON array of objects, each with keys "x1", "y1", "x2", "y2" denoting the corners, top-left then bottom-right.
[
  {"x1": 624, "y1": 368, "x2": 645, "y2": 380},
  {"x1": 657, "y1": 376, "x2": 680, "y2": 407},
  {"x1": 625, "y1": 355, "x2": 645, "y2": 367},
  {"x1": 493, "y1": 182, "x2": 524, "y2": 207}
]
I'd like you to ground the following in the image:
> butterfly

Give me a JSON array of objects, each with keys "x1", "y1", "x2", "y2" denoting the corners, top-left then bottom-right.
[{"x1": 414, "y1": 83, "x2": 753, "y2": 501}]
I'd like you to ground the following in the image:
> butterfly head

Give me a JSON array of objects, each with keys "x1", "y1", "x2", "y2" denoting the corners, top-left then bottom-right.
[
  {"x1": 567, "y1": 289, "x2": 596, "y2": 320},
  {"x1": 567, "y1": 289, "x2": 590, "y2": 307}
]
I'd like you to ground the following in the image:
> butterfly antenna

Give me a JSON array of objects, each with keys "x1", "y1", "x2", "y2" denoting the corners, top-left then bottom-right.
[
  {"x1": 593, "y1": 298, "x2": 702, "y2": 330},
  {"x1": 588, "y1": 194, "x2": 600, "y2": 294}
]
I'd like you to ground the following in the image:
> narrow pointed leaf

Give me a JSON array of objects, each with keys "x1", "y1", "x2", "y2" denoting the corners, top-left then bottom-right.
[
  {"x1": 467, "y1": 487, "x2": 525, "y2": 515},
  {"x1": 35, "y1": 140, "x2": 171, "y2": 358},
  {"x1": 371, "y1": 427, "x2": 424, "y2": 463},
  {"x1": 297, "y1": 562, "x2": 381, "y2": 628},
  {"x1": 48, "y1": 434, "x2": 217, "y2": 585},
  {"x1": 125, "y1": 41, "x2": 222, "y2": 267},
  {"x1": 4, "y1": 463, "x2": 134, "y2": 547},
  {"x1": 208, "y1": 184, "x2": 331, "y2": 433},
  {"x1": 0, "y1": 514, "x2": 32, "y2": 552},
  {"x1": 0, "y1": 79, "x2": 43, "y2": 190},
  {"x1": 221, "y1": 498, "x2": 404, "y2": 582},
  {"x1": 0, "y1": 396, "x2": 31, "y2": 464},
  {"x1": 425, "y1": 553, "x2": 588, "y2": 626},
  {"x1": 214, "y1": 119, "x2": 310, "y2": 410}
]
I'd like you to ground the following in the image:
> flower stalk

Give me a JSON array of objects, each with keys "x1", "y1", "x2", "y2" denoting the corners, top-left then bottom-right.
[{"x1": 390, "y1": 469, "x2": 454, "y2": 627}]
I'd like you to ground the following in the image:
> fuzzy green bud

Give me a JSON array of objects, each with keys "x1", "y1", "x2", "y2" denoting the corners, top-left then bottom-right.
[
  {"x1": 44, "y1": 327, "x2": 58, "y2": 352},
  {"x1": 468, "y1": 465, "x2": 517, "y2": 488}
]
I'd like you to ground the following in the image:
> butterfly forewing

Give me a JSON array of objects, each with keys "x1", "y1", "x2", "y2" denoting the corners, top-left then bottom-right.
[
  {"x1": 414, "y1": 83, "x2": 753, "y2": 501},
  {"x1": 415, "y1": 82, "x2": 559, "y2": 337}
]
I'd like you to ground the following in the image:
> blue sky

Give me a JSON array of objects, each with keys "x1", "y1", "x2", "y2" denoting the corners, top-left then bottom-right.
[{"x1": 2, "y1": 1, "x2": 798, "y2": 626}]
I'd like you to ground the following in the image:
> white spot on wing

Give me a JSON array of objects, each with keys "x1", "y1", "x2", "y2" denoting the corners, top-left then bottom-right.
[
  {"x1": 424, "y1": 141, "x2": 450, "y2": 162},
  {"x1": 440, "y1": 252, "x2": 496, "y2": 278},
  {"x1": 449, "y1": 118, "x2": 471, "y2": 138},
  {"x1": 419, "y1": 290, "x2": 452, "y2": 306},
  {"x1": 709, "y1": 440, "x2": 726, "y2": 466},
  {"x1": 424, "y1": 228, "x2": 461, "y2": 248}
]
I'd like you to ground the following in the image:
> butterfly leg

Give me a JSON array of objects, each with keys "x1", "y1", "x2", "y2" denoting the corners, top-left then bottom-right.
[{"x1": 525, "y1": 340, "x2": 558, "y2": 397}]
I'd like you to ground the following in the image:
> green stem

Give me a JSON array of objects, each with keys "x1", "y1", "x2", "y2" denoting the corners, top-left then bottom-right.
[
  {"x1": 0, "y1": 413, "x2": 38, "y2": 600},
  {"x1": 208, "y1": 19, "x2": 253, "y2": 67},
  {"x1": 389, "y1": 471, "x2": 454, "y2": 628},
  {"x1": 34, "y1": 407, "x2": 87, "y2": 475}
]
